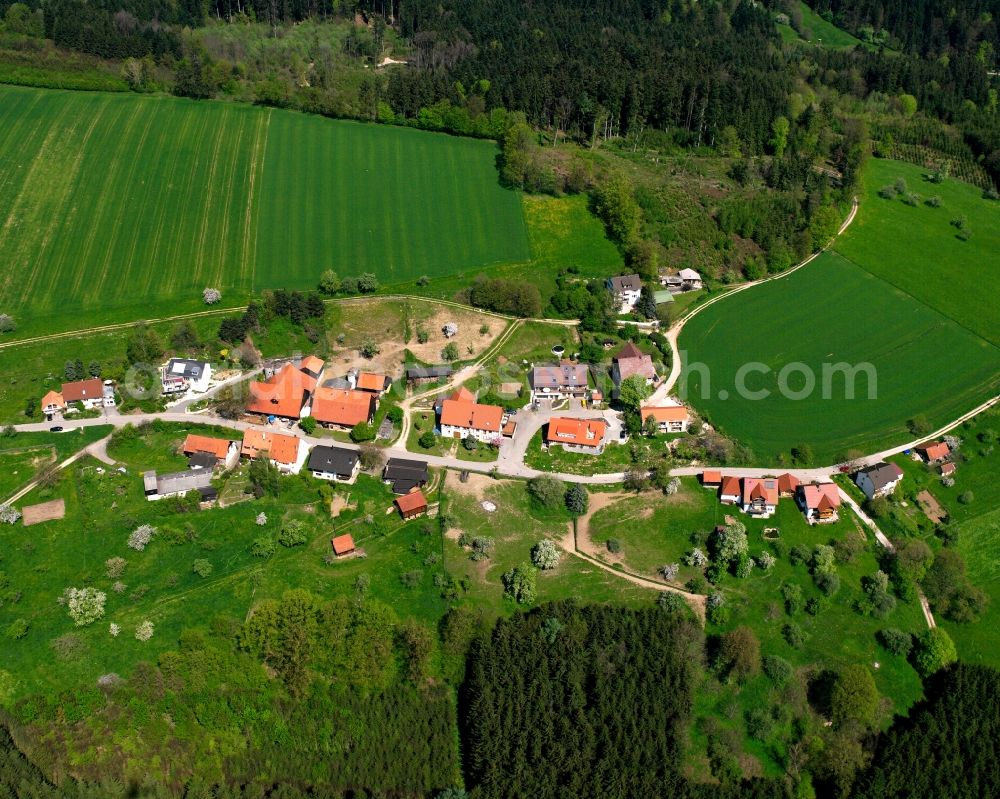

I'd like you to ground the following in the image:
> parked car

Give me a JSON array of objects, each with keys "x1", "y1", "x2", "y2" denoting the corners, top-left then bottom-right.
[{"x1": 49, "y1": 425, "x2": 64, "y2": 432}]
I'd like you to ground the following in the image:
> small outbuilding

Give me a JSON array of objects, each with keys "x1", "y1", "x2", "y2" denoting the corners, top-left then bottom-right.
[
  {"x1": 701, "y1": 470, "x2": 722, "y2": 488},
  {"x1": 330, "y1": 534, "x2": 356, "y2": 557},
  {"x1": 395, "y1": 489, "x2": 429, "y2": 520}
]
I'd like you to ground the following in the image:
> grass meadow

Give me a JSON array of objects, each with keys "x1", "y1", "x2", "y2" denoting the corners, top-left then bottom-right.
[
  {"x1": 680, "y1": 251, "x2": 999, "y2": 463},
  {"x1": 0, "y1": 85, "x2": 529, "y2": 334}
]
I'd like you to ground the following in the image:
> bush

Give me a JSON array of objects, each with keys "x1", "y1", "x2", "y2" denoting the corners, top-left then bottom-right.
[
  {"x1": 469, "y1": 537, "x2": 495, "y2": 562},
  {"x1": 104, "y1": 557, "x2": 127, "y2": 579},
  {"x1": 442, "y1": 343, "x2": 460, "y2": 361},
  {"x1": 350, "y1": 422, "x2": 376, "y2": 442},
  {"x1": 527, "y1": 475, "x2": 565, "y2": 509},
  {"x1": 299, "y1": 416, "x2": 317, "y2": 434},
  {"x1": 606, "y1": 538, "x2": 622, "y2": 554},
  {"x1": 0, "y1": 314, "x2": 15, "y2": 333},
  {"x1": 202, "y1": 287, "x2": 222, "y2": 304},
  {"x1": 531, "y1": 539, "x2": 561, "y2": 570},
  {"x1": 762, "y1": 654, "x2": 793, "y2": 684},
  {"x1": 913, "y1": 628, "x2": 957, "y2": 676},
  {"x1": 5, "y1": 618, "x2": 29, "y2": 640},
  {"x1": 0, "y1": 504, "x2": 21, "y2": 524},
  {"x1": 958, "y1": 491, "x2": 974, "y2": 505},
  {"x1": 278, "y1": 520, "x2": 308, "y2": 547},
  {"x1": 418, "y1": 430, "x2": 437, "y2": 449},
  {"x1": 565, "y1": 483, "x2": 588, "y2": 515},
  {"x1": 878, "y1": 628, "x2": 912, "y2": 657},
  {"x1": 815, "y1": 570, "x2": 841, "y2": 596},
  {"x1": 658, "y1": 592, "x2": 687, "y2": 613},
  {"x1": 63, "y1": 587, "x2": 106, "y2": 626},
  {"x1": 462, "y1": 435, "x2": 478, "y2": 451},
  {"x1": 127, "y1": 524, "x2": 157, "y2": 551},
  {"x1": 192, "y1": 558, "x2": 213, "y2": 578},
  {"x1": 251, "y1": 536, "x2": 276, "y2": 559},
  {"x1": 782, "y1": 622, "x2": 806, "y2": 648}
]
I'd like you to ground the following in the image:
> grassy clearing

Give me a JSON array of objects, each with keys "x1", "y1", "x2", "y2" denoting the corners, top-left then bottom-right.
[
  {"x1": 945, "y1": 508, "x2": 1000, "y2": 666},
  {"x1": 680, "y1": 251, "x2": 999, "y2": 463},
  {"x1": 0, "y1": 85, "x2": 529, "y2": 335},
  {"x1": 793, "y1": 2, "x2": 867, "y2": 49},
  {"x1": 835, "y1": 158, "x2": 1000, "y2": 345}
]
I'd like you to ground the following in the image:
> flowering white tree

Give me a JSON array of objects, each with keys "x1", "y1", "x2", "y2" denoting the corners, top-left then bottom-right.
[
  {"x1": 109, "y1": 623, "x2": 121, "y2": 638},
  {"x1": 707, "y1": 592, "x2": 726, "y2": 610},
  {"x1": 684, "y1": 548, "x2": 708, "y2": 567},
  {"x1": 713, "y1": 522, "x2": 748, "y2": 563},
  {"x1": 255, "y1": 512, "x2": 268, "y2": 526},
  {"x1": 530, "y1": 539, "x2": 561, "y2": 570},
  {"x1": 63, "y1": 587, "x2": 106, "y2": 626},
  {"x1": 0, "y1": 504, "x2": 21, "y2": 524},
  {"x1": 135, "y1": 621, "x2": 154, "y2": 641},
  {"x1": 202, "y1": 287, "x2": 222, "y2": 305},
  {"x1": 127, "y1": 524, "x2": 157, "y2": 551},
  {"x1": 757, "y1": 551, "x2": 776, "y2": 570},
  {"x1": 104, "y1": 557, "x2": 127, "y2": 578},
  {"x1": 660, "y1": 563, "x2": 680, "y2": 580},
  {"x1": 112, "y1": 581, "x2": 126, "y2": 594},
  {"x1": 664, "y1": 477, "x2": 681, "y2": 496}
]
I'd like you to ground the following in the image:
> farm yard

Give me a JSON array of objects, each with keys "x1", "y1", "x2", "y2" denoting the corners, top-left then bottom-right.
[
  {"x1": 0, "y1": 85, "x2": 530, "y2": 334},
  {"x1": 680, "y1": 251, "x2": 999, "y2": 464}
]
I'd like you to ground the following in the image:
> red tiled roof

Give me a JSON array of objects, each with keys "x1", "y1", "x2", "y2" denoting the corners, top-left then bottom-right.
[
  {"x1": 640, "y1": 406, "x2": 690, "y2": 424},
  {"x1": 917, "y1": 441, "x2": 951, "y2": 461},
  {"x1": 742, "y1": 477, "x2": 779, "y2": 506},
  {"x1": 800, "y1": 482, "x2": 841, "y2": 511},
  {"x1": 247, "y1": 364, "x2": 317, "y2": 419},
  {"x1": 777, "y1": 473, "x2": 800, "y2": 494},
  {"x1": 356, "y1": 372, "x2": 387, "y2": 392},
  {"x1": 545, "y1": 417, "x2": 607, "y2": 448},
  {"x1": 440, "y1": 395, "x2": 503, "y2": 432},
  {"x1": 395, "y1": 489, "x2": 428, "y2": 515},
  {"x1": 449, "y1": 386, "x2": 476, "y2": 403},
  {"x1": 311, "y1": 388, "x2": 374, "y2": 427},
  {"x1": 331, "y1": 534, "x2": 355, "y2": 555},
  {"x1": 720, "y1": 476, "x2": 741, "y2": 496},
  {"x1": 702, "y1": 470, "x2": 722, "y2": 485},
  {"x1": 241, "y1": 429, "x2": 300, "y2": 465},
  {"x1": 615, "y1": 342, "x2": 644, "y2": 360},
  {"x1": 182, "y1": 434, "x2": 232, "y2": 459},
  {"x1": 299, "y1": 355, "x2": 325, "y2": 375},
  {"x1": 42, "y1": 390, "x2": 65, "y2": 409},
  {"x1": 940, "y1": 462, "x2": 956, "y2": 476},
  {"x1": 61, "y1": 378, "x2": 104, "y2": 402}
]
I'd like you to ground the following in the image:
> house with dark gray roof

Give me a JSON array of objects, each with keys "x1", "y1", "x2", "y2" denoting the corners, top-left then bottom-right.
[
  {"x1": 143, "y1": 469, "x2": 215, "y2": 502},
  {"x1": 383, "y1": 458, "x2": 429, "y2": 494},
  {"x1": 308, "y1": 445, "x2": 360, "y2": 483},
  {"x1": 605, "y1": 273, "x2": 643, "y2": 314},
  {"x1": 855, "y1": 462, "x2": 904, "y2": 499},
  {"x1": 530, "y1": 363, "x2": 591, "y2": 402},
  {"x1": 405, "y1": 365, "x2": 453, "y2": 385}
]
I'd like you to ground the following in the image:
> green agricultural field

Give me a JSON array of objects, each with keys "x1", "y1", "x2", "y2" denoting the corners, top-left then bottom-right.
[
  {"x1": 0, "y1": 85, "x2": 529, "y2": 335},
  {"x1": 680, "y1": 251, "x2": 1000, "y2": 463},
  {"x1": 836, "y1": 158, "x2": 1000, "y2": 345}
]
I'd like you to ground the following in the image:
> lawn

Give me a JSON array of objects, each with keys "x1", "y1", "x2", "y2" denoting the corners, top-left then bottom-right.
[
  {"x1": 835, "y1": 158, "x2": 1000, "y2": 345},
  {"x1": 0, "y1": 85, "x2": 529, "y2": 335},
  {"x1": 679, "y1": 251, "x2": 999, "y2": 464}
]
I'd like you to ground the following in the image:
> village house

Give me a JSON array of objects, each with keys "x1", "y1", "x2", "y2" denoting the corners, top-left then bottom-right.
[
  {"x1": 383, "y1": 458, "x2": 429, "y2": 494},
  {"x1": 309, "y1": 387, "x2": 375, "y2": 429},
  {"x1": 143, "y1": 469, "x2": 216, "y2": 502},
  {"x1": 612, "y1": 342, "x2": 657, "y2": 387},
  {"x1": 719, "y1": 476, "x2": 741, "y2": 504},
  {"x1": 605, "y1": 274, "x2": 643, "y2": 314},
  {"x1": 915, "y1": 441, "x2": 951, "y2": 464},
  {"x1": 240, "y1": 429, "x2": 305, "y2": 474},
  {"x1": 61, "y1": 377, "x2": 108, "y2": 410},
  {"x1": 776, "y1": 473, "x2": 800, "y2": 497},
  {"x1": 530, "y1": 363, "x2": 590, "y2": 403},
  {"x1": 640, "y1": 405, "x2": 691, "y2": 433},
  {"x1": 307, "y1": 445, "x2": 360, "y2": 483},
  {"x1": 741, "y1": 477, "x2": 779, "y2": 517},
  {"x1": 330, "y1": 533, "x2": 356, "y2": 558},
  {"x1": 162, "y1": 358, "x2": 212, "y2": 394},
  {"x1": 659, "y1": 268, "x2": 702, "y2": 293},
  {"x1": 855, "y1": 462, "x2": 904, "y2": 500},
  {"x1": 799, "y1": 482, "x2": 841, "y2": 523},
  {"x1": 438, "y1": 387, "x2": 504, "y2": 443},
  {"x1": 701, "y1": 470, "x2": 722, "y2": 489},
  {"x1": 182, "y1": 434, "x2": 240, "y2": 471},
  {"x1": 545, "y1": 417, "x2": 608, "y2": 453},
  {"x1": 247, "y1": 362, "x2": 317, "y2": 420},
  {"x1": 395, "y1": 488, "x2": 429, "y2": 520},
  {"x1": 352, "y1": 371, "x2": 391, "y2": 398}
]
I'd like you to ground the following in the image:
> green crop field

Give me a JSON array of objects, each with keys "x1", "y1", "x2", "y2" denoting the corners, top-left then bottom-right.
[
  {"x1": 836, "y1": 158, "x2": 1000, "y2": 346},
  {"x1": 679, "y1": 251, "x2": 1000, "y2": 463},
  {"x1": 0, "y1": 85, "x2": 529, "y2": 334}
]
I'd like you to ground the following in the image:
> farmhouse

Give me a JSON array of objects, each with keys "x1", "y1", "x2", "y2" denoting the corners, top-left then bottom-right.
[
  {"x1": 640, "y1": 405, "x2": 691, "y2": 433},
  {"x1": 61, "y1": 378, "x2": 107, "y2": 409},
  {"x1": 776, "y1": 473, "x2": 800, "y2": 497},
  {"x1": 701, "y1": 470, "x2": 722, "y2": 489},
  {"x1": 545, "y1": 417, "x2": 608, "y2": 453},
  {"x1": 143, "y1": 469, "x2": 215, "y2": 502},
  {"x1": 719, "y1": 476, "x2": 741, "y2": 504},
  {"x1": 310, "y1": 387, "x2": 375, "y2": 429},
  {"x1": 530, "y1": 363, "x2": 590, "y2": 402},
  {"x1": 308, "y1": 445, "x2": 360, "y2": 483},
  {"x1": 247, "y1": 363, "x2": 318, "y2": 419},
  {"x1": 330, "y1": 534, "x2": 356, "y2": 557},
  {"x1": 612, "y1": 342, "x2": 657, "y2": 386},
  {"x1": 915, "y1": 441, "x2": 951, "y2": 463},
  {"x1": 406, "y1": 365, "x2": 453, "y2": 386},
  {"x1": 395, "y1": 488, "x2": 429, "y2": 520},
  {"x1": 855, "y1": 462, "x2": 904, "y2": 499},
  {"x1": 606, "y1": 273, "x2": 643, "y2": 314},
  {"x1": 182, "y1": 434, "x2": 239, "y2": 470},
  {"x1": 240, "y1": 429, "x2": 304, "y2": 473},
  {"x1": 798, "y1": 482, "x2": 841, "y2": 523},
  {"x1": 438, "y1": 388, "x2": 503, "y2": 443},
  {"x1": 163, "y1": 359, "x2": 212, "y2": 394},
  {"x1": 741, "y1": 477, "x2": 779, "y2": 517},
  {"x1": 384, "y1": 458, "x2": 429, "y2": 494}
]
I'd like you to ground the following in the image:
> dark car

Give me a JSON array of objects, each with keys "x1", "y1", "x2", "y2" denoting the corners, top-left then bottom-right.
[{"x1": 49, "y1": 425, "x2": 64, "y2": 432}]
